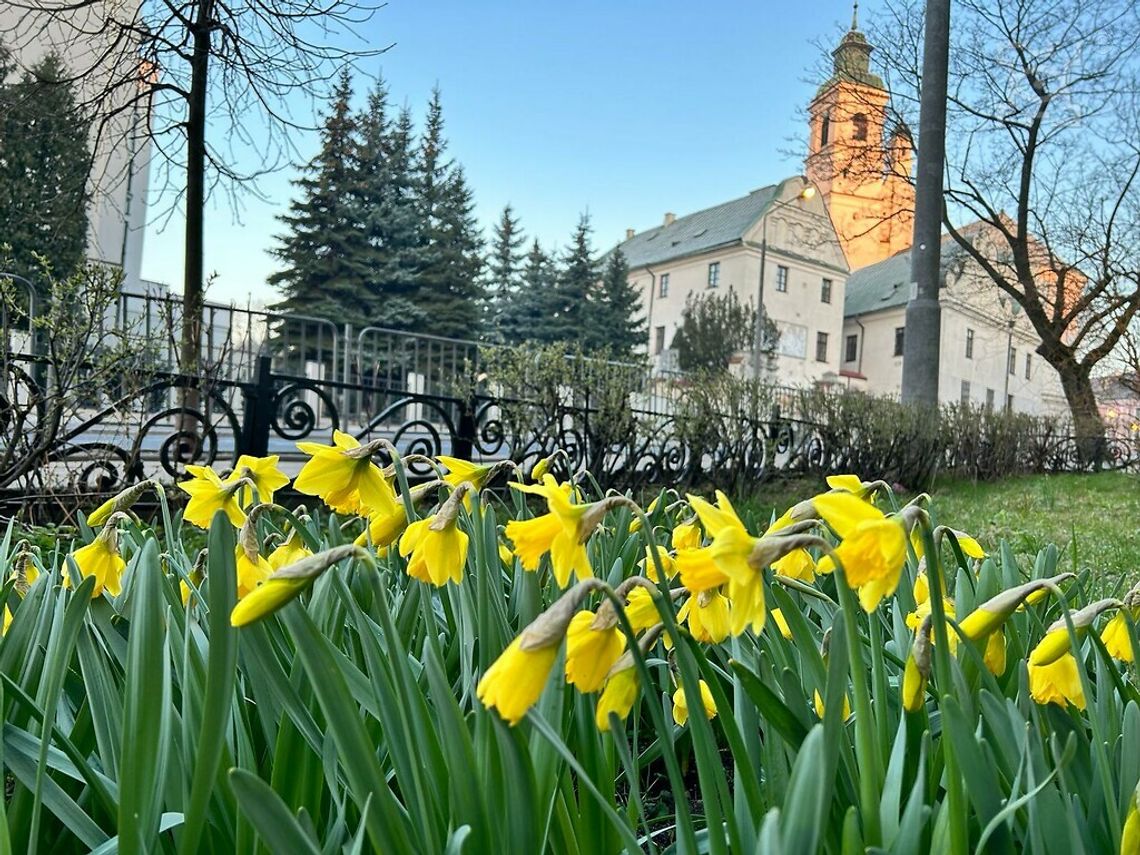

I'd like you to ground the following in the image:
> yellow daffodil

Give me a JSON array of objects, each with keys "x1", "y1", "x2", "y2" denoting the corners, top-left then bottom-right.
[
  {"x1": 629, "y1": 496, "x2": 660, "y2": 533},
  {"x1": 65, "y1": 526, "x2": 126, "y2": 598},
  {"x1": 87, "y1": 480, "x2": 157, "y2": 527},
  {"x1": 677, "y1": 590, "x2": 731, "y2": 643},
  {"x1": 624, "y1": 586, "x2": 662, "y2": 633},
  {"x1": 955, "y1": 574, "x2": 1075, "y2": 641},
  {"x1": 178, "y1": 465, "x2": 247, "y2": 529},
  {"x1": 671, "y1": 521, "x2": 701, "y2": 551},
  {"x1": 641, "y1": 544, "x2": 676, "y2": 582},
  {"x1": 236, "y1": 546, "x2": 273, "y2": 600},
  {"x1": 231, "y1": 545, "x2": 364, "y2": 627},
  {"x1": 268, "y1": 531, "x2": 312, "y2": 570},
  {"x1": 498, "y1": 542, "x2": 515, "y2": 566},
  {"x1": 505, "y1": 476, "x2": 616, "y2": 587},
  {"x1": 672, "y1": 680, "x2": 717, "y2": 726},
  {"x1": 1028, "y1": 652, "x2": 1086, "y2": 709},
  {"x1": 813, "y1": 689, "x2": 851, "y2": 720},
  {"x1": 2, "y1": 606, "x2": 12, "y2": 634},
  {"x1": 772, "y1": 547, "x2": 815, "y2": 581},
  {"x1": 355, "y1": 504, "x2": 409, "y2": 550},
  {"x1": 983, "y1": 629, "x2": 1007, "y2": 676},
  {"x1": 814, "y1": 492, "x2": 908, "y2": 612},
  {"x1": 1028, "y1": 599, "x2": 1121, "y2": 668},
  {"x1": 477, "y1": 586, "x2": 591, "y2": 725},
  {"x1": 1123, "y1": 787, "x2": 1140, "y2": 855},
  {"x1": 1102, "y1": 609, "x2": 1138, "y2": 662},
  {"x1": 911, "y1": 527, "x2": 986, "y2": 561},
  {"x1": 531, "y1": 454, "x2": 555, "y2": 482},
  {"x1": 294, "y1": 431, "x2": 397, "y2": 516},
  {"x1": 770, "y1": 607, "x2": 793, "y2": 640},
  {"x1": 902, "y1": 616, "x2": 932, "y2": 713},
  {"x1": 565, "y1": 610, "x2": 626, "y2": 692},
  {"x1": 596, "y1": 665, "x2": 640, "y2": 731},
  {"x1": 399, "y1": 488, "x2": 470, "y2": 587},
  {"x1": 437, "y1": 456, "x2": 493, "y2": 491},
  {"x1": 228, "y1": 454, "x2": 290, "y2": 505}
]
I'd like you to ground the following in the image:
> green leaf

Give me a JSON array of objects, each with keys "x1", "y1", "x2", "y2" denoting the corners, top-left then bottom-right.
[{"x1": 229, "y1": 769, "x2": 320, "y2": 855}]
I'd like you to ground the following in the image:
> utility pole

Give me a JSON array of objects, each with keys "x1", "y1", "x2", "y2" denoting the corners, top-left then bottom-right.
[{"x1": 900, "y1": 0, "x2": 951, "y2": 405}]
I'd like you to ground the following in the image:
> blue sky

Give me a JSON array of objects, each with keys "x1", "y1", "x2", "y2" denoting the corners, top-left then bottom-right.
[{"x1": 140, "y1": 0, "x2": 872, "y2": 305}]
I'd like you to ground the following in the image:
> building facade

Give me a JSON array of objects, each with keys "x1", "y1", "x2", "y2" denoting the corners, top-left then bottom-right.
[
  {"x1": 614, "y1": 176, "x2": 850, "y2": 385},
  {"x1": 840, "y1": 241, "x2": 1067, "y2": 414},
  {"x1": 0, "y1": 3, "x2": 151, "y2": 292}
]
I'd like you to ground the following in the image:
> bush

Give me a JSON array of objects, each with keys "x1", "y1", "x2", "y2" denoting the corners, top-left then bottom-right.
[{"x1": 3, "y1": 450, "x2": 1139, "y2": 853}]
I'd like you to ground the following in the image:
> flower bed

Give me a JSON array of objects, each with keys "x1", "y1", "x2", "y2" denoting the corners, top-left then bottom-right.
[{"x1": 3, "y1": 435, "x2": 1139, "y2": 853}]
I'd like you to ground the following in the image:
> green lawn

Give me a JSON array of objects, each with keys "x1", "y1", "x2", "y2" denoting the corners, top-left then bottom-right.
[{"x1": 737, "y1": 470, "x2": 1140, "y2": 593}]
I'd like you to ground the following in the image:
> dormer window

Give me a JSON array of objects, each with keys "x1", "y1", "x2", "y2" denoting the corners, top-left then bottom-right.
[{"x1": 852, "y1": 113, "x2": 868, "y2": 141}]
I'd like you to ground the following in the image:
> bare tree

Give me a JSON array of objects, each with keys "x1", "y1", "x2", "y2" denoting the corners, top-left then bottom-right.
[
  {"x1": 812, "y1": 0, "x2": 1140, "y2": 458},
  {"x1": 2, "y1": 0, "x2": 387, "y2": 385}
]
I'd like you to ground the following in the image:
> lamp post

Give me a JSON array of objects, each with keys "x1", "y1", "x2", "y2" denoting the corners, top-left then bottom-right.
[{"x1": 752, "y1": 185, "x2": 816, "y2": 379}]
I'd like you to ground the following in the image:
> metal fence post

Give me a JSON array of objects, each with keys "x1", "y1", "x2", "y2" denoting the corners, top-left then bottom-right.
[
  {"x1": 240, "y1": 356, "x2": 273, "y2": 457},
  {"x1": 453, "y1": 394, "x2": 477, "y2": 461}
]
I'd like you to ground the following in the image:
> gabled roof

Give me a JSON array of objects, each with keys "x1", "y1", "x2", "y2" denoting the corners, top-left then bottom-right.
[
  {"x1": 615, "y1": 181, "x2": 787, "y2": 269},
  {"x1": 844, "y1": 233, "x2": 967, "y2": 317}
]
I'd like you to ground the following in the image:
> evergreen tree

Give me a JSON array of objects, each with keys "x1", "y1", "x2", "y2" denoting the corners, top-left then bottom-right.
[
  {"x1": 269, "y1": 70, "x2": 369, "y2": 327},
  {"x1": 671, "y1": 290, "x2": 777, "y2": 373},
  {"x1": 594, "y1": 249, "x2": 646, "y2": 358},
  {"x1": 552, "y1": 214, "x2": 600, "y2": 345},
  {"x1": 353, "y1": 84, "x2": 424, "y2": 330},
  {"x1": 411, "y1": 88, "x2": 484, "y2": 339},
  {"x1": 511, "y1": 239, "x2": 560, "y2": 344},
  {"x1": 483, "y1": 204, "x2": 525, "y2": 343},
  {"x1": 0, "y1": 52, "x2": 91, "y2": 290}
]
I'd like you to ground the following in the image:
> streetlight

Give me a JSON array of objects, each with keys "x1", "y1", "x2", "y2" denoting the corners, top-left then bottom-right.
[
  {"x1": 752, "y1": 185, "x2": 816, "y2": 379},
  {"x1": 1000, "y1": 297, "x2": 1023, "y2": 411}
]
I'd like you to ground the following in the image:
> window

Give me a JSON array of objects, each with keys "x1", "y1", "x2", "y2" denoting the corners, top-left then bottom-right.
[
  {"x1": 845, "y1": 334, "x2": 858, "y2": 363},
  {"x1": 775, "y1": 265, "x2": 789, "y2": 293},
  {"x1": 960, "y1": 380, "x2": 971, "y2": 405},
  {"x1": 985, "y1": 388, "x2": 995, "y2": 410},
  {"x1": 821, "y1": 113, "x2": 831, "y2": 146},
  {"x1": 965, "y1": 328, "x2": 975, "y2": 359},
  {"x1": 1025, "y1": 353, "x2": 1032, "y2": 379},
  {"x1": 707, "y1": 262, "x2": 720, "y2": 289},
  {"x1": 1008, "y1": 347, "x2": 1017, "y2": 375},
  {"x1": 894, "y1": 326, "x2": 905, "y2": 357},
  {"x1": 852, "y1": 113, "x2": 868, "y2": 141},
  {"x1": 658, "y1": 273, "x2": 669, "y2": 298},
  {"x1": 1006, "y1": 394, "x2": 1014, "y2": 413},
  {"x1": 816, "y1": 331, "x2": 829, "y2": 363},
  {"x1": 654, "y1": 326, "x2": 666, "y2": 355},
  {"x1": 821, "y1": 278, "x2": 833, "y2": 304}
]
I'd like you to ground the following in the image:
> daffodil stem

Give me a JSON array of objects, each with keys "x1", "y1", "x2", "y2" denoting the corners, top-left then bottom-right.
[
  {"x1": 834, "y1": 564, "x2": 881, "y2": 846},
  {"x1": 920, "y1": 521, "x2": 968, "y2": 855}
]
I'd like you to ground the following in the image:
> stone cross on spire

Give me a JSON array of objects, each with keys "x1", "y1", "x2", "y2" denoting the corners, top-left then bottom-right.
[{"x1": 852, "y1": 1, "x2": 859, "y2": 30}]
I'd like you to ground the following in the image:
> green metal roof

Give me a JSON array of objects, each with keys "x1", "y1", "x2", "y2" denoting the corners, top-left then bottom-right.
[
  {"x1": 614, "y1": 181, "x2": 787, "y2": 269},
  {"x1": 844, "y1": 234, "x2": 960, "y2": 317}
]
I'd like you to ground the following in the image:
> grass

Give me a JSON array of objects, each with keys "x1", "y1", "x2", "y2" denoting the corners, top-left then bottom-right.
[{"x1": 736, "y1": 470, "x2": 1140, "y2": 593}]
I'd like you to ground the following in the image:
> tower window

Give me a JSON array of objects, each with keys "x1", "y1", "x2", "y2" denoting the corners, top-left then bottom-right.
[
  {"x1": 852, "y1": 113, "x2": 868, "y2": 141},
  {"x1": 821, "y1": 114, "x2": 831, "y2": 146}
]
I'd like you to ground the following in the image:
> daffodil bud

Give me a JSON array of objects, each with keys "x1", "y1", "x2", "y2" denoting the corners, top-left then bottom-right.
[
  {"x1": 518, "y1": 579, "x2": 606, "y2": 652},
  {"x1": 1030, "y1": 598, "x2": 1123, "y2": 667},
  {"x1": 87, "y1": 479, "x2": 159, "y2": 527},
  {"x1": 231, "y1": 544, "x2": 369, "y2": 627},
  {"x1": 748, "y1": 533, "x2": 828, "y2": 572},
  {"x1": 956, "y1": 573, "x2": 1077, "y2": 641},
  {"x1": 902, "y1": 615, "x2": 933, "y2": 713},
  {"x1": 429, "y1": 482, "x2": 472, "y2": 531},
  {"x1": 238, "y1": 502, "x2": 278, "y2": 563}
]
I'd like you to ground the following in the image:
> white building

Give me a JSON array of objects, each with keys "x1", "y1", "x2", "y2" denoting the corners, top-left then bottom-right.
[
  {"x1": 840, "y1": 238, "x2": 1068, "y2": 414},
  {"x1": 614, "y1": 175, "x2": 850, "y2": 386},
  {"x1": 0, "y1": 3, "x2": 151, "y2": 292}
]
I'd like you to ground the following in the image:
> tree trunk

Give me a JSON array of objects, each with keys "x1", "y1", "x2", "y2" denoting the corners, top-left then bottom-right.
[
  {"x1": 1057, "y1": 364, "x2": 1106, "y2": 468},
  {"x1": 177, "y1": 0, "x2": 213, "y2": 462}
]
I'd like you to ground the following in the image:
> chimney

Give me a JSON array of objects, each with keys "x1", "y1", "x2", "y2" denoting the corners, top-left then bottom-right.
[
  {"x1": 663, "y1": 212, "x2": 676, "y2": 226},
  {"x1": 625, "y1": 228, "x2": 635, "y2": 240}
]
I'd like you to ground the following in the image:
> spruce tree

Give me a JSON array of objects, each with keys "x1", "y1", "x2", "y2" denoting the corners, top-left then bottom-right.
[
  {"x1": 482, "y1": 204, "x2": 525, "y2": 343},
  {"x1": 595, "y1": 249, "x2": 646, "y2": 358},
  {"x1": 353, "y1": 84, "x2": 424, "y2": 330},
  {"x1": 268, "y1": 70, "x2": 368, "y2": 327},
  {"x1": 511, "y1": 239, "x2": 560, "y2": 344},
  {"x1": 0, "y1": 52, "x2": 91, "y2": 290},
  {"x1": 411, "y1": 88, "x2": 484, "y2": 339},
  {"x1": 553, "y1": 214, "x2": 600, "y2": 346}
]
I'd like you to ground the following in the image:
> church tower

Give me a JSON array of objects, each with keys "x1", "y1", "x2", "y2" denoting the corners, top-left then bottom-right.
[{"x1": 805, "y1": 4, "x2": 915, "y2": 270}]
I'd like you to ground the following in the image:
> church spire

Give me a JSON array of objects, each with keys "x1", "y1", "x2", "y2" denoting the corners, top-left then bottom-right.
[{"x1": 851, "y1": 1, "x2": 859, "y2": 31}]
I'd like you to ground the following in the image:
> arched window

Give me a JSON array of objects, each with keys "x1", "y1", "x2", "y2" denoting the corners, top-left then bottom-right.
[
  {"x1": 820, "y1": 114, "x2": 831, "y2": 146},
  {"x1": 852, "y1": 113, "x2": 868, "y2": 141}
]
